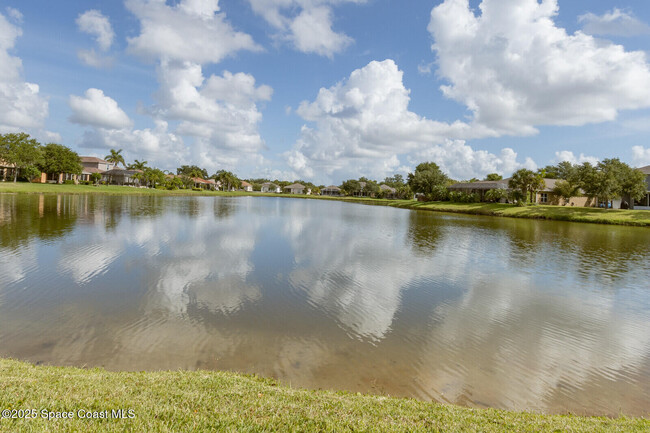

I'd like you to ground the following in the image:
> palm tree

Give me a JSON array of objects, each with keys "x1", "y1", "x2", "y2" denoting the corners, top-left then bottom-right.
[
  {"x1": 127, "y1": 159, "x2": 148, "y2": 170},
  {"x1": 105, "y1": 149, "x2": 126, "y2": 168}
]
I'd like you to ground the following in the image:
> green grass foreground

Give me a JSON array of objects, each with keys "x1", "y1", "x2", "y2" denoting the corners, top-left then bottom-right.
[
  {"x1": 0, "y1": 359, "x2": 647, "y2": 432},
  {"x1": 2, "y1": 182, "x2": 650, "y2": 227}
]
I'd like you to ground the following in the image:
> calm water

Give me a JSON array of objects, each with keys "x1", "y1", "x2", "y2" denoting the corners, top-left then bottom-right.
[{"x1": 1, "y1": 194, "x2": 649, "y2": 416}]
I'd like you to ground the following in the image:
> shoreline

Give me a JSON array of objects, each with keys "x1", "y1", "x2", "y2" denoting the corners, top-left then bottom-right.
[
  {"x1": 1, "y1": 182, "x2": 650, "y2": 227},
  {"x1": 0, "y1": 359, "x2": 647, "y2": 432}
]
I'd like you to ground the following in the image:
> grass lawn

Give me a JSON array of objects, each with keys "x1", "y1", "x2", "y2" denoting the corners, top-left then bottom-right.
[
  {"x1": 0, "y1": 359, "x2": 647, "y2": 432},
  {"x1": 2, "y1": 182, "x2": 650, "y2": 227}
]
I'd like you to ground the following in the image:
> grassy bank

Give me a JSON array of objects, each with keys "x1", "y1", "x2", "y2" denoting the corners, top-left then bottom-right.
[
  {"x1": 0, "y1": 359, "x2": 647, "y2": 432},
  {"x1": 2, "y1": 182, "x2": 650, "y2": 227}
]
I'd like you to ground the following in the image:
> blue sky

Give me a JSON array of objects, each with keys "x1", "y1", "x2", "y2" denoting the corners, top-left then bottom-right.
[{"x1": 2, "y1": 0, "x2": 650, "y2": 183}]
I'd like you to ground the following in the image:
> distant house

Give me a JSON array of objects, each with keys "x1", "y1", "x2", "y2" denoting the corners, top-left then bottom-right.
[
  {"x1": 321, "y1": 185, "x2": 341, "y2": 196},
  {"x1": 204, "y1": 179, "x2": 218, "y2": 190},
  {"x1": 448, "y1": 178, "x2": 596, "y2": 206},
  {"x1": 351, "y1": 181, "x2": 377, "y2": 197},
  {"x1": 0, "y1": 160, "x2": 16, "y2": 181},
  {"x1": 1, "y1": 159, "x2": 74, "y2": 184},
  {"x1": 241, "y1": 181, "x2": 253, "y2": 192},
  {"x1": 284, "y1": 183, "x2": 306, "y2": 194},
  {"x1": 448, "y1": 179, "x2": 510, "y2": 202},
  {"x1": 261, "y1": 182, "x2": 281, "y2": 193},
  {"x1": 192, "y1": 177, "x2": 218, "y2": 190},
  {"x1": 379, "y1": 184, "x2": 397, "y2": 198},
  {"x1": 103, "y1": 168, "x2": 143, "y2": 185},
  {"x1": 31, "y1": 171, "x2": 78, "y2": 184},
  {"x1": 78, "y1": 156, "x2": 115, "y2": 182},
  {"x1": 534, "y1": 178, "x2": 596, "y2": 207}
]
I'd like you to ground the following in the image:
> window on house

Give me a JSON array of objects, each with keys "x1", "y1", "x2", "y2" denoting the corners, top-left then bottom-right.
[{"x1": 540, "y1": 193, "x2": 548, "y2": 203}]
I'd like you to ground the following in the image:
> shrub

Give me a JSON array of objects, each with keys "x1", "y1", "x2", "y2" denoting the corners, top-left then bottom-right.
[
  {"x1": 449, "y1": 191, "x2": 480, "y2": 203},
  {"x1": 192, "y1": 187, "x2": 202, "y2": 191},
  {"x1": 63, "y1": 179, "x2": 76, "y2": 185},
  {"x1": 484, "y1": 188, "x2": 508, "y2": 203}
]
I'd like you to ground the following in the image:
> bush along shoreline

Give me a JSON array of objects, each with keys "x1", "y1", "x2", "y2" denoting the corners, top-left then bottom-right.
[{"x1": 0, "y1": 359, "x2": 648, "y2": 432}]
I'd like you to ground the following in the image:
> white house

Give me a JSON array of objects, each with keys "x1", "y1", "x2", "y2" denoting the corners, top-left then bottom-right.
[
  {"x1": 261, "y1": 182, "x2": 281, "y2": 193},
  {"x1": 241, "y1": 181, "x2": 253, "y2": 192},
  {"x1": 284, "y1": 183, "x2": 306, "y2": 194}
]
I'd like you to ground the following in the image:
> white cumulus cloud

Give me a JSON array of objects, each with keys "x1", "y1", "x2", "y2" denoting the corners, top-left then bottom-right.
[
  {"x1": 79, "y1": 118, "x2": 187, "y2": 169},
  {"x1": 152, "y1": 60, "x2": 272, "y2": 169},
  {"x1": 76, "y1": 10, "x2": 115, "y2": 68},
  {"x1": 428, "y1": 0, "x2": 650, "y2": 135},
  {"x1": 286, "y1": 59, "x2": 525, "y2": 182},
  {"x1": 69, "y1": 88, "x2": 133, "y2": 130},
  {"x1": 247, "y1": 0, "x2": 363, "y2": 57},
  {"x1": 126, "y1": 0, "x2": 260, "y2": 64},
  {"x1": 579, "y1": 8, "x2": 650, "y2": 37},
  {"x1": 553, "y1": 150, "x2": 599, "y2": 166},
  {"x1": 632, "y1": 146, "x2": 650, "y2": 167},
  {"x1": 414, "y1": 141, "x2": 537, "y2": 180},
  {"x1": 76, "y1": 10, "x2": 114, "y2": 51},
  {"x1": 0, "y1": 10, "x2": 51, "y2": 136}
]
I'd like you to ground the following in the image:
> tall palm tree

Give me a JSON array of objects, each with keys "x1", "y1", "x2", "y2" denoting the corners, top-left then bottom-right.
[
  {"x1": 128, "y1": 159, "x2": 148, "y2": 170},
  {"x1": 105, "y1": 149, "x2": 126, "y2": 168}
]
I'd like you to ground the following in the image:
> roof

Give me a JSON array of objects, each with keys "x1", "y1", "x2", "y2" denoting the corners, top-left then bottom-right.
[
  {"x1": 241, "y1": 181, "x2": 252, "y2": 187},
  {"x1": 638, "y1": 165, "x2": 650, "y2": 175},
  {"x1": 204, "y1": 179, "x2": 216, "y2": 184},
  {"x1": 104, "y1": 168, "x2": 143, "y2": 175},
  {"x1": 284, "y1": 183, "x2": 306, "y2": 189},
  {"x1": 322, "y1": 185, "x2": 341, "y2": 191},
  {"x1": 0, "y1": 160, "x2": 16, "y2": 168},
  {"x1": 539, "y1": 178, "x2": 559, "y2": 192},
  {"x1": 379, "y1": 184, "x2": 396, "y2": 193},
  {"x1": 80, "y1": 156, "x2": 110, "y2": 164},
  {"x1": 448, "y1": 179, "x2": 509, "y2": 191},
  {"x1": 262, "y1": 182, "x2": 279, "y2": 188},
  {"x1": 192, "y1": 177, "x2": 210, "y2": 184},
  {"x1": 81, "y1": 167, "x2": 105, "y2": 174}
]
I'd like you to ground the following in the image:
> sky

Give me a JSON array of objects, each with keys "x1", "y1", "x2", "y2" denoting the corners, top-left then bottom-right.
[{"x1": 1, "y1": 0, "x2": 650, "y2": 184}]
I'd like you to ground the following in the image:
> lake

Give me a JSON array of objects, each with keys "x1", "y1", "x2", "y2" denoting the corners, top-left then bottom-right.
[{"x1": 1, "y1": 194, "x2": 649, "y2": 416}]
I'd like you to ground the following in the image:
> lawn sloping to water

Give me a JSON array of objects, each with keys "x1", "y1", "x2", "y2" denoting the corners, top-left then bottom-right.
[{"x1": 0, "y1": 360, "x2": 648, "y2": 432}]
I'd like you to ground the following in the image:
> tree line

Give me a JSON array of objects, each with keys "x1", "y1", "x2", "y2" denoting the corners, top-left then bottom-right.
[
  {"x1": 0, "y1": 133, "x2": 83, "y2": 182},
  {"x1": 3, "y1": 133, "x2": 646, "y2": 206}
]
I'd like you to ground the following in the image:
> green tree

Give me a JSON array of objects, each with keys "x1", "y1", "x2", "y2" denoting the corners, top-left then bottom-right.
[
  {"x1": 213, "y1": 170, "x2": 240, "y2": 191},
  {"x1": 508, "y1": 169, "x2": 544, "y2": 205},
  {"x1": 484, "y1": 173, "x2": 503, "y2": 181},
  {"x1": 105, "y1": 149, "x2": 126, "y2": 168},
  {"x1": 574, "y1": 162, "x2": 602, "y2": 207},
  {"x1": 619, "y1": 165, "x2": 648, "y2": 204},
  {"x1": 407, "y1": 162, "x2": 449, "y2": 201},
  {"x1": 39, "y1": 143, "x2": 82, "y2": 182},
  {"x1": 484, "y1": 188, "x2": 508, "y2": 203},
  {"x1": 0, "y1": 132, "x2": 43, "y2": 182},
  {"x1": 594, "y1": 159, "x2": 625, "y2": 207},
  {"x1": 341, "y1": 179, "x2": 361, "y2": 195},
  {"x1": 537, "y1": 165, "x2": 558, "y2": 179},
  {"x1": 90, "y1": 172, "x2": 102, "y2": 185},
  {"x1": 358, "y1": 177, "x2": 379, "y2": 196},
  {"x1": 143, "y1": 167, "x2": 166, "y2": 188},
  {"x1": 177, "y1": 165, "x2": 208, "y2": 179},
  {"x1": 552, "y1": 180, "x2": 581, "y2": 205},
  {"x1": 556, "y1": 161, "x2": 578, "y2": 181},
  {"x1": 383, "y1": 174, "x2": 405, "y2": 188},
  {"x1": 128, "y1": 159, "x2": 148, "y2": 170}
]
